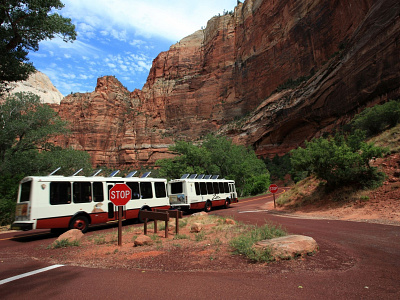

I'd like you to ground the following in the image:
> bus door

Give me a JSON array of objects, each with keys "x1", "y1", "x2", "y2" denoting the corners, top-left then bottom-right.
[
  {"x1": 229, "y1": 183, "x2": 235, "y2": 201},
  {"x1": 106, "y1": 183, "x2": 126, "y2": 221}
]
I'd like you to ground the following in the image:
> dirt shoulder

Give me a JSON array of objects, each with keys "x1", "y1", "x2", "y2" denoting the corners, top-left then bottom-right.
[{"x1": 269, "y1": 154, "x2": 400, "y2": 226}]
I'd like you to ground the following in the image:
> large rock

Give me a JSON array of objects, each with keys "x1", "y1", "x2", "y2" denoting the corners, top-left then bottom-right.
[
  {"x1": 254, "y1": 235, "x2": 318, "y2": 260},
  {"x1": 52, "y1": 0, "x2": 399, "y2": 167},
  {"x1": 56, "y1": 229, "x2": 84, "y2": 242},
  {"x1": 134, "y1": 235, "x2": 153, "y2": 246}
]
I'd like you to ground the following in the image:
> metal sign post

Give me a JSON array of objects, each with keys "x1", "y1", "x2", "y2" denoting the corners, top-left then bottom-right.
[
  {"x1": 109, "y1": 183, "x2": 132, "y2": 246},
  {"x1": 269, "y1": 184, "x2": 279, "y2": 208}
]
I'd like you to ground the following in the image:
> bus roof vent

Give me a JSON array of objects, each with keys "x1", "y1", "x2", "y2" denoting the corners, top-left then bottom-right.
[
  {"x1": 48, "y1": 167, "x2": 61, "y2": 176},
  {"x1": 197, "y1": 174, "x2": 205, "y2": 179},
  {"x1": 91, "y1": 169, "x2": 102, "y2": 176},
  {"x1": 180, "y1": 174, "x2": 190, "y2": 179},
  {"x1": 211, "y1": 175, "x2": 219, "y2": 179},
  {"x1": 72, "y1": 168, "x2": 83, "y2": 176},
  {"x1": 204, "y1": 175, "x2": 212, "y2": 179},
  {"x1": 108, "y1": 170, "x2": 120, "y2": 177},
  {"x1": 125, "y1": 171, "x2": 138, "y2": 178},
  {"x1": 141, "y1": 171, "x2": 151, "y2": 178},
  {"x1": 189, "y1": 174, "x2": 197, "y2": 179}
]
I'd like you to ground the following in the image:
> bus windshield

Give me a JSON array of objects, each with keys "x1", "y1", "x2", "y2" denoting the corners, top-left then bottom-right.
[
  {"x1": 170, "y1": 182, "x2": 183, "y2": 194},
  {"x1": 20, "y1": 181, "x2": 31, "y2": 202}
]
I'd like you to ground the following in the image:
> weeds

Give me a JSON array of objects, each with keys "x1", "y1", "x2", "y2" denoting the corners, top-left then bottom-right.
[
  {"x1": 174, "y1": 234, "x2": 189, "y2": 240},
  {"x1": 48, "y1": 238, "x2": 80, "y2": 249},
  {"x1": 230, "y1": 223, "x2": 287, "y2": 262}
]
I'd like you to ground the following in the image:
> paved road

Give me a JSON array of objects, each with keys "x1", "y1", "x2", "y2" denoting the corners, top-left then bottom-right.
[{"x1": 1, "y1": 189, "x2": 400, "y2": 299}]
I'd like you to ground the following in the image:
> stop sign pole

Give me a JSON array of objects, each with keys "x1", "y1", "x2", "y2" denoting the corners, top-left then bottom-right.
[
  {"x1": 109, "y1": 183, "x2": 132, "y2": 246},
  {"x1": 269, "y1": 184, "x2": 278, "y2": 208}
]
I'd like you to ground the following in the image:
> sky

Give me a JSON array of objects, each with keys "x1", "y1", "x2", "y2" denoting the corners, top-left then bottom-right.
[{"x1": 28, "y1": 0, "x2": 238, "y2": 96}]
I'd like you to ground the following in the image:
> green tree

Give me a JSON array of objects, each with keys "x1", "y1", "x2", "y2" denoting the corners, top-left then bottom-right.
[
  {"x1": 0, "y1": 92, "x2": 92, "y2": 225},
  {"x1": 0, "y1": 92, "x2": 68, "y2": 165},
  {"x1": 290, "y1": 132, "x2": 387, "y2": 189},
  {"x1": 0, "y1": 0, "x2": 76, "y2": 92},
  {"x1": 157, "y1": 135, "x2": 270, "y2": 196}
]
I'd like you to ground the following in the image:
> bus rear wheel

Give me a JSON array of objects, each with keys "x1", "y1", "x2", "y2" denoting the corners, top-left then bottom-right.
[
  {"x1": 138, "y1": 207, "x2": 152, "y2": 223},
  {"x1": 204, "y1": 201, "x2": 212, "y2": 213},
  {"x1": 69, "y1": 216, "x2": 89, "y2": 233}
]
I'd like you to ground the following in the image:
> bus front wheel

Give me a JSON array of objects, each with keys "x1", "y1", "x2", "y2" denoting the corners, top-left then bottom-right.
[
  {"x1": 204, "y1": 201, "x2": 212, "y2": 213},
  {"x1": 69, "y1": 216, "x2": 89, "y2": 233},
  {"x1": 224, "y1": 199, "x2": 230, "y2": 209}
]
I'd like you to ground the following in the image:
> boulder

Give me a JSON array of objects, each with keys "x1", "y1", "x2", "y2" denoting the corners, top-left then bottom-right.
[
  {"x1": 224, "y1": 218, "x2": 236, "y2": 225},
  {"x1": 191, "y1": 212, "x2": 208, "y2": 217},
  {"x1": 56, "y1": 229, "x2": 84, "y2": 242},
  {"x1": 254, "y1": 235, "x2": 318, "y2": 260},
  {"x1": 190, "y1": 223, "x2": 203, "y2": 233},
  {"x1": 134, "y1": 235, "x2": 153, "y2": 246}
]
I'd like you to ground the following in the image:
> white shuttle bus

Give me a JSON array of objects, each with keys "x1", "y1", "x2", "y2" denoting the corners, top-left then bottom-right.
[
  {"x1": 11, "y1": 169, "x2": 170, "y2": 233},
  {"x1": 168, "y1": 174, "x2": 238, "y2": 212}
]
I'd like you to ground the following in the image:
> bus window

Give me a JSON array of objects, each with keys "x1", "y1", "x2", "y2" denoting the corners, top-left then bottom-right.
[
  {"x1": 207, "y1": 182, "x2": 214, "y2": 194},
  {"x1": 213, "y1": 182, "x2": 219, "y2": 194},
  {"x1": 195, "y1": 182, "x2": 200, "y2": 195},
  {"x1": 219, "y1": 182, "x2": 225, "y2": 193},
  {"x1": 93, "y1": 182, "x2": 104, "y2": 202},
  {"x1": 200, "y1": 182, "x2": 207, "y2": 195},
  {"x1": 73, "y1": 182, "x2": 92, "y2": 203},
  {"x1": 50, "y1": 182, "x2": 71, "y2": 205},
  {"x1": 224, "y1": 182, "x2": 229, "y2": 193},
  {"x1": 127, "y1": 182, "x2": 140, "y2": 199},
  {"x1": 170, "y1": 182, "x2": 183, "y2": 194},
  {"x1": 155, "y1": 182, "x2": 166, "y2": 198},
  {"x1": 140, "y1": 182, "x2": 152, "y2": 199},
  {"x1": 20, "y1": 181, "x2": 31, "y2": 202}
]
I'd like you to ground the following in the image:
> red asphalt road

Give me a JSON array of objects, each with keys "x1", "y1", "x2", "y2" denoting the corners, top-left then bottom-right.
[{"x1": 1, "y1": 188, "x2": 400, "y2": 299}]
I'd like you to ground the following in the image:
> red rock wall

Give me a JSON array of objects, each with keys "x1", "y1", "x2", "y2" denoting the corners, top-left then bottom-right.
[{"x1": 54, "y1": 0, "x2": 400, "y2": 167}]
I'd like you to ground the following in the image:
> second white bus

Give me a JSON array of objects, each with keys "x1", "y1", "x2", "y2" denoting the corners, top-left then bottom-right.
[{"x1": 168, "y1": 174, "x2": 238, "y2": 212}]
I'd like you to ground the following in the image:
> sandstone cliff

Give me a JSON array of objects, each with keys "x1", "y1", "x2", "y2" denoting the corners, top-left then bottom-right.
[
  {"x1": 54, "y1": 0, "x2": 400, "y2": 167},
  {"x1": 3, "y1": 71, "x2": 64, "y2": 104}
]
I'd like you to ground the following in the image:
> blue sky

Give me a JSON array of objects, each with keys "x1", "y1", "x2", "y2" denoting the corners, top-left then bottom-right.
[{"x1": 28, "y1": 0, "x2": 238, "y2": 96}]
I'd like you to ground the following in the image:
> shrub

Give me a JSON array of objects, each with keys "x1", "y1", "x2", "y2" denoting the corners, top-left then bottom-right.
[
  {"x1": 290, "y1": 132, "x2": 387, "y2": 189},
  {"x1": 350, "y1": 100, "x2": 400, "y2": 137},
  {"x1": 48, "y1": 239, "x2": 80, "y2": 249},
  {"x1": 230, "y1": 223, "x2": 287, "y2": 262}
]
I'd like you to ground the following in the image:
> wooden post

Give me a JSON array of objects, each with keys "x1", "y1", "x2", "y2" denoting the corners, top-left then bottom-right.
[
  {"x1": 154, "y1": 219, "x2": 158, "y2": 233},
  {"x1": 176, "y1": 214, "x2": 179, "y2": 234},
  {"x1": 165, "y1": 217, "x2": 169, "y2": 238},
  {"x1": 144, "y1": 218, "x2": 148, "y2": 235}
]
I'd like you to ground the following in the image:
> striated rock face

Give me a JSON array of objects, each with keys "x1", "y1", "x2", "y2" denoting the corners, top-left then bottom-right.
[
  {"x1": 3, "y1": 71, "x2": 64, "y2": 104},
  {"x1": 54, "y1": 0, "x2": 400, "y2": 167}
]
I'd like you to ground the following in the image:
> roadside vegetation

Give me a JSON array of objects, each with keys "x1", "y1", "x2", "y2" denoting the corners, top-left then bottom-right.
[
  {"x1": 45, "y1": 214, "x2": 288, "y2": 264},
  {"x1": 156, "y1": 134, "x2": 270, "y2": 197},
  {"x1": 277, "y1": 99, "x2": 400, "y2": 207}
]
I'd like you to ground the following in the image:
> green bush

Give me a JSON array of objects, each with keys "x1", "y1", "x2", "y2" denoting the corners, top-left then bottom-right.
[
  {"x1": 290, "y1": 131, "x2": 387, "y2": 189},
  {"x1": 350, "y1": 100, "x2": 400, "y2": 137}
]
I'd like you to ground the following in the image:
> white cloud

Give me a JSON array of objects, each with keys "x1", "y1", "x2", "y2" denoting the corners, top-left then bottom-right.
[{"x1": 61, "y1": 0, "x2": 237, "y2": 41}]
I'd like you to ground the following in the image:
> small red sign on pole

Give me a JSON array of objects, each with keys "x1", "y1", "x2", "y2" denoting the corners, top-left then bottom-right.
[
  {"x1": 269, "y1": 184, "x2": 278, "y2": 208},
  {"x1": 109, "y1": 183, "x2": 132, "y2": 246},
  {"x1": 269, "y1": 184, "x2": 278, "y2": 194},
  {"x1": 109, "y1": 183, "x2": 132, "y2": 206}
]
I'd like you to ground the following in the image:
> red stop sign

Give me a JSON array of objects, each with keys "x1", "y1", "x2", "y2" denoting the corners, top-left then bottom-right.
[
  {"x1": 109, "y1": 183, "x2": 132, "y2": 206},
  {"x1": 269, "y1": 184, "x2": 278, "y2": 194}
]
